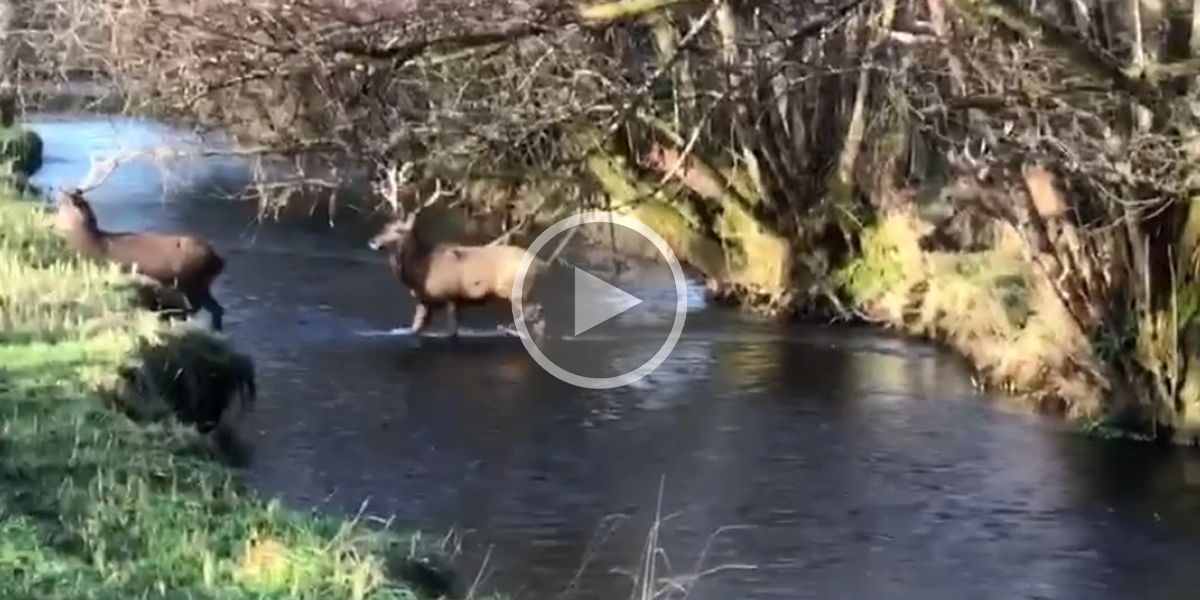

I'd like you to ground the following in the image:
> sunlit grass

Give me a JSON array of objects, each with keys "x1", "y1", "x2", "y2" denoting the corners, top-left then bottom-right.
[
  {"x1": 0, "y1": 188, "x2": 459, "y2": 599},
  {"x1": 835, "y1": 213, "x2": 1106, "y2": 416}
]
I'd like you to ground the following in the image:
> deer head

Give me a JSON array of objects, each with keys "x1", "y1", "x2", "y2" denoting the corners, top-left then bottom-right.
[
  {"x1": 367, "y1": 165, "x2": 448, "y2": 251},
  {"x1": 52, "y1": 187, "x2": 100, "y2": 235}
]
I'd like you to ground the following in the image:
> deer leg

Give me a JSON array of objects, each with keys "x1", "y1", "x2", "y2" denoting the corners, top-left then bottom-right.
[
  {"x1": 193, "y1": 290, "x2": 226, "y2": 332},
  {"x1": 513, "y1": 284, "x2": 546, "y2": 339},
  {"x1": 410, "y1": 302, "x2": 433, "y2": 335},
  {"x1": 446, "y1": 303, "x2": 461, "y2": 338},
  {"x1": 526, "y1": 302, "x2": 546, "y2": 340},
  {"x1": 140, "y1": 282, "x2": 186, "y2": 324},
  {"x1": 183, "y1": 288, "x2": 224, "y2": 332}
]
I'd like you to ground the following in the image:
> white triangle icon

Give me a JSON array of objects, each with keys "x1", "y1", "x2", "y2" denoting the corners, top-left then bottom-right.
[{"x1": 573, "y1": 268, "x2": 643, "y2": 336}]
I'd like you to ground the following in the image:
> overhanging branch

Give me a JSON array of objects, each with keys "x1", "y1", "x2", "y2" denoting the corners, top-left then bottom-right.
[
  {"x1": 330, "y1": 23, "x2": 558, "y2": 63},
  {"x1": 952, "y1": 0, "x2": 1163, "y2": 109}
]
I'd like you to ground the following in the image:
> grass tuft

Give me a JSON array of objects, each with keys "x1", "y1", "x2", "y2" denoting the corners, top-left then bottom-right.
[{"x1": 0, "y1": 187, "x2": 461, "y2": 599}]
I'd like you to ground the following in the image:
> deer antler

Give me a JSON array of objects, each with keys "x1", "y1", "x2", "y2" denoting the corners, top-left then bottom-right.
[
  {"x1": 70, "y1": 151, "x2": 136, "y2": 196},
  {"x1": 374, "y1": 161, "x2": 417, "y2": 214},
  {"x1": 68, "y1": 147, "x2": 177, "y2": 196},
  {"x1": 418, "y1": 178, "x2": 447, "y2": 210},
  {"x1": 371, "y1": 161, "x2": 464, "y2": 222}
]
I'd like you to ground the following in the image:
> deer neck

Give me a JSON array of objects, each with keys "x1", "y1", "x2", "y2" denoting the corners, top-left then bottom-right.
[
  {"x1": 62, "y1": 224, "x2": 111, "y2": 259},
  {"x1": 394, "y1": 230, "x2": 436, "y2": 282},
  {"x1": 404, "y1": 225, "x2": 437, "y2": 258}
]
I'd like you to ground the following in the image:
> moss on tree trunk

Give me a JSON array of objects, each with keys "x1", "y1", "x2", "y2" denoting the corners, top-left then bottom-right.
[
  {"x1": 578, "y1": 130, "x2": 792, "y2": 307},
  {"x1": 583, "y1": 148, "x2": 728, "y2": 278}
]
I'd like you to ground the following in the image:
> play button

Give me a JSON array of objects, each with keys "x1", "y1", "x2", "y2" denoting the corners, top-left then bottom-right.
[
  {"x1": 511, "y1": 211, "x2": 688, "y2": 390},
  {"x1": 572, "y1": 268, "x2": 643, "y2": 336}
]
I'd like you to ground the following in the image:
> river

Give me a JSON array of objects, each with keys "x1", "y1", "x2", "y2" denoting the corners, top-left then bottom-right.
[{"x1": 25, "y1": 115, "x2": 1200, "y2": 600}]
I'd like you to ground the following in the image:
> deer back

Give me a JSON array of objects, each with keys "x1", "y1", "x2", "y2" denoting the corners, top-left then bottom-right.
[
  {"x1": 52, "y1": 187, "x2": 224, "y2": 289},
  {"x1": 102, "y1": 232, "x2": 224, "y2": 288},
  {"x1": 415, "y1": 243, "x2": 543, "y2": 302}
]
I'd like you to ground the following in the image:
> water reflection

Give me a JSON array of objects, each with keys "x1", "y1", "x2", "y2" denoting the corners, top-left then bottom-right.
[
  {"x1": 30, "y1": 115, "x2": 245, "y2": 203},
  {"x1": 22, "y1": 115, "x2": 1200, "y2": 600}
]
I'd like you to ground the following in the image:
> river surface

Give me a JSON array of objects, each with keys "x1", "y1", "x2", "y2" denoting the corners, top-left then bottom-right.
[{"x1": 25, "y1": 115, "x2": 1200, "y2": 600}]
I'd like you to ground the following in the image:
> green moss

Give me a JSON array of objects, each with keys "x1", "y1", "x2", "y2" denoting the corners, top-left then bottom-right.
[
  {"x1": 582, "y1": 147, "x2": 728, "y2": 277},
  {"x1": 0, "y1": 188, "x2": 470, "y2": 599},
  {"x1": 833, "y1": 224, "x2": 907, "y2": 303},
  {"x1": 834, "y1": 219, "x2": 1029, "y2": 323}
]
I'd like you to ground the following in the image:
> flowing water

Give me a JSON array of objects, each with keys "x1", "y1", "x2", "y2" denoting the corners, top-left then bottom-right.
[{"x1": 26, "y1": 115, "x2": 1200, "y2": 600}]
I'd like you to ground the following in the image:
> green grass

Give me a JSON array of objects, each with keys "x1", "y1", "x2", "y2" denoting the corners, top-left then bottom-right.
[{"x1": 0, "y1": 187, "x2": 462, "y2": 599}]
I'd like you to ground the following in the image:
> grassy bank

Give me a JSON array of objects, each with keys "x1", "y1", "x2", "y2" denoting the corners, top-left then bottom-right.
[
  {"x1": 833, "y1": 211, "x2": 1114, "y2": 426},
  {"x1": 0, "y1": 188, "x2": 462, "y2": 599}
]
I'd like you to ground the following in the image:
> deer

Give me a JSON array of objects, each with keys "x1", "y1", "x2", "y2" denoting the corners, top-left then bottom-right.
[
  {"x1": 51, "y1": 187, "x2": 228, "y2": 331},
  {"x1": 366, "y1": 166, "x2": 551, "y2": 339}
]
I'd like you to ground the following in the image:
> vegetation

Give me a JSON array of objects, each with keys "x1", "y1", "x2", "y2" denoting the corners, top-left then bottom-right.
[
  {"x1": 0, "y1": 186, "x2": 463, "y2": 599},
  {"x1": 833, "y1": 212, "x2": 1106, "y2": 419},
  {"x1": 0, "y1": 91, "x2": 43, "y2": 186},
  {"x1": 0, "y1": 123, "x2": 42, "y2": 180}
]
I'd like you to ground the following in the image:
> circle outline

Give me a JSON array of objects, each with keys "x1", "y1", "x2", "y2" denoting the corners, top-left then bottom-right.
[{"x1": 511, "y1": 211, "x2": 687, "y2": 390}]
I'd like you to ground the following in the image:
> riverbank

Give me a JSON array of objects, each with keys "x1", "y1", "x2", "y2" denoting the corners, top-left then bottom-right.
[
  {"x1": 826, "y1": 199, "x2": 1195, "y2": 444},
  {"x1": 833, "y1": 210, "x2": 1106, "y2": 409},
  {"x1": 0, "y1": 187, "x2": 467, "y2": 598}
]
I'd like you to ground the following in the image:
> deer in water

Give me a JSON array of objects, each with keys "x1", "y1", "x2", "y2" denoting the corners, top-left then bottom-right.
[
  {"x1": 51, "y1": 187, "x2": 228, "y2": 331},
  {"x1": 367, "y1": 170, "x2": 550, "y2": 339}
]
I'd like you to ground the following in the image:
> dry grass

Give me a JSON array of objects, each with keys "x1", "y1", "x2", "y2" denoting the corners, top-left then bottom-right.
[
  {"x1": 835, "y1": 213, "x2": 1108, "y2": 416},
  {"x1": 549, "y1": 480, "x2": 756, "y2": 600},
  {"x1": 0, "y1": 187, "x2": 467, "y2": 599}
]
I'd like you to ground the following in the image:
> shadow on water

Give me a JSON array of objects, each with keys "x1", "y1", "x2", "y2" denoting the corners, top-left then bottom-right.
[{"x1": 25, "y1": 114, "x2": 1200, "y2": 600}]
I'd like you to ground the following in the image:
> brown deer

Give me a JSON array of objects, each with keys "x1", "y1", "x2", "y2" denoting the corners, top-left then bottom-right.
[
  {"x1": 367, "y1": 174, "x2": 550, "y2": 339},
  {"x1": 51, "y1": 187, "x2": 228, "y2": 331}
]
